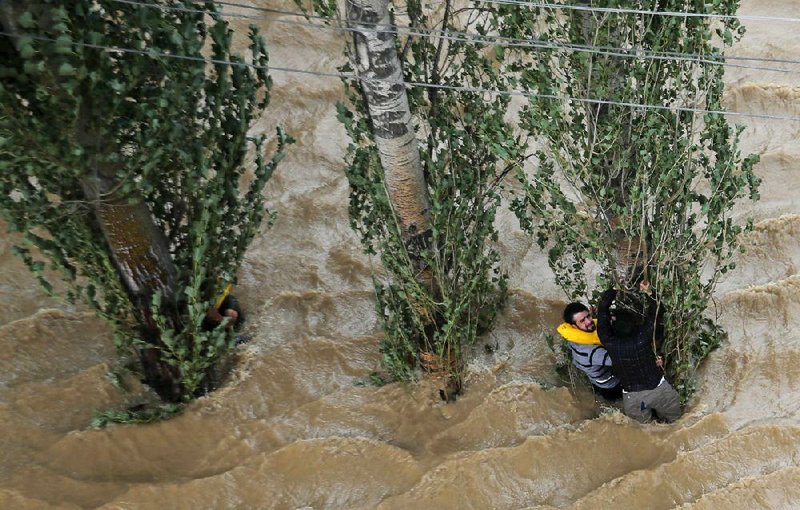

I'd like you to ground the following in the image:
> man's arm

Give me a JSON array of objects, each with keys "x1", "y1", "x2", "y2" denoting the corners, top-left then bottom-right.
[
  {"x1": 640, "y1": 280, "x2": 665, "y2": 353},
  {"x1": 592, "y1": 345, "x2": 614, "y2": 367},
  {"x1": 596, "y1": 288, "x2": 616, "y2": 343}
]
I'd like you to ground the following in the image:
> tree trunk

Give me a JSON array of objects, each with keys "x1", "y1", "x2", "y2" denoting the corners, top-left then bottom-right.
[
  {"x1": 576, "y1": 7, "x2": 644, "y2": 285},
  {"x1": 95, "y1": 196, "x2": 183, "y2": 401},
  {"x1": 345, "y1": 0, "x2": 431, "y2": 245},
  {"x1": 76, "y1": 98, "x2": 182, "y2": 402},
  {"x1": 346, "y1": 0, "x2": 461, "y2": 397}
]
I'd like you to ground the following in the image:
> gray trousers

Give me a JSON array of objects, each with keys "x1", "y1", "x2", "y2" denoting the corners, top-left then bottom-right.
[{"x1": 622, "y1": 379, "x2": 682, "y2": 423}]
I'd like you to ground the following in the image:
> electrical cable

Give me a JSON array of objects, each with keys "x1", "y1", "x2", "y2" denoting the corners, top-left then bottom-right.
[
  {"x1": 109, "y1": 0, "x2": 800, "y2": 76},
  {"x1": 3, "y1": 29, "x2": 799, "y2": 123},
  {"x1": 470, "y1": 0, "x2": 800, "y2": 23},
  {"x1": 202, "y1": 0, "x2": 800, "y2": 24},
  {"x1": 206, "y1": 0, "x2": 800, "y2": 24}
]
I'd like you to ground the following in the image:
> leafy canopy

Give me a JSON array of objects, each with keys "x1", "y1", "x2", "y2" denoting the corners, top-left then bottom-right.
[
  {"x1": 498, "y1": 0, "x2": 760, "y2": 400},
  {"x1": 0, "y1": 0, "x2": 291, "y2": 401},
  {"x1": 298, "y1": 0, "x2": 518, "y2": 390}
]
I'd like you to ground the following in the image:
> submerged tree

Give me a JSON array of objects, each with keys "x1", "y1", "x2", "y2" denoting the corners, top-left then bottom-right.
[
  {"x1": 298, "y1": 0, "x2": 521, "y2": 397},
  {"x1": 499, "y1": 0, "x2": 760, "y2": 400},
  {"x1": 0, "y1": 1, "x2": 290, "y2": 404}
]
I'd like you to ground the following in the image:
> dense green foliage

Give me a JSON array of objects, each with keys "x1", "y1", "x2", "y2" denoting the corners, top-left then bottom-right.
[
  {"x1": 0, "y1": 1, "x2": 290, "y2": 402},
  {"x1": 299, "y1": 0, "x2": 518, "y2": 392},
  {"x1": 498, "y1": 0, "x2": 760, "y2": 400}
]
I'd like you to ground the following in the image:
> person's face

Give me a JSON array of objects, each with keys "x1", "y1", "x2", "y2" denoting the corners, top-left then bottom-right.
[{"x1": 572, "y1": 310, "x2": 595, "y2": 332}]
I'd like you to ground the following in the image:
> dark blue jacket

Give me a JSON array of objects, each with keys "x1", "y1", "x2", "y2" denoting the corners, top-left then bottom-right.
[{"x1": 597, "y1": 289, "x2": 663, "y2": 392}]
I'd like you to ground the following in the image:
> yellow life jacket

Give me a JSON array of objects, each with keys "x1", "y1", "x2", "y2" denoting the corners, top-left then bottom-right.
[
  {"x1": 214, "y1": 283, "x2": 234, "y2": 310},
  {"x1": 556, "y1": 320, "x2": 601, "y2": 345}
]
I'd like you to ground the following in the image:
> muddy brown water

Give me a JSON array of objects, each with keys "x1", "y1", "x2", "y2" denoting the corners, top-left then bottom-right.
[{"x1": 2, "y1": 1, "x2": 800, "y2": 508}]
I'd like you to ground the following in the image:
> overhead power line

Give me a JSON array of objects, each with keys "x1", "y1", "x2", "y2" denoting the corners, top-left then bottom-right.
[
  {"x1": 110, "y1": 0, "x2": 800, "y2": 77},
  {"x1": 2, "y1": 30, "x2": 799, "y2": 124},
  {"x1": 475, "y1": 0, "x2": 800, "y2": 23},
  {"x1": 203, "y1": 0, "x2": 800, "y2": 24}
]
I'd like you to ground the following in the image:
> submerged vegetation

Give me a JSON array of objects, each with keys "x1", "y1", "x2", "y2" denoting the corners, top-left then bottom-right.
[
  {"x1": 298, "y1": 0, "x2": 518, "y2": 398},
  {"x1": 0, "y1": 0, "x2": 290, "y2": 406},
  {"x1": 0, "y1": 0, "x2": 761, "y2": 416},
  {"x1": 293, "y1": 0, "x2": 759, "y2": 402},
  {"x1": 90, "y1": 403, "x2": 183, "y2": 429},
  {"x1": 498, "y1": 0, "x2": 760, "y2": 400}
]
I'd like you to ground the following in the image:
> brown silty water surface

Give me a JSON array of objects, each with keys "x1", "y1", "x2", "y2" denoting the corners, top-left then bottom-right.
[{"x1": 3, "y1": 1, "x2": 800, "y2": 508}]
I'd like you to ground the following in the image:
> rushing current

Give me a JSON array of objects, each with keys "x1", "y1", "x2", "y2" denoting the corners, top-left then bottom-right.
[{"x1": 2, "y1": 1, "x2": 800, "y2": 508}]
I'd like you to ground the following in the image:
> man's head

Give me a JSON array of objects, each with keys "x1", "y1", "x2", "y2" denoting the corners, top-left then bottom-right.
[
  {"x1": 563, "y1": 302, "x2": 595, "y2": 332},
  {"x1": 609, "y1": 309, "x2": 640, "y2": 338}
]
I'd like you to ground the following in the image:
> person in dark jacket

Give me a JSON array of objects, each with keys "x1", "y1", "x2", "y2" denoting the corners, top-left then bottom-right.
[
  {"x1": 202, "y1": 284, "x2": 250, "y2": 345},
  {"x1": 203, "y1": 285, "x2": 242, "y2": 331},
  {"x1": 597, "y1": 284, "x2": 681, "y2": 423}
]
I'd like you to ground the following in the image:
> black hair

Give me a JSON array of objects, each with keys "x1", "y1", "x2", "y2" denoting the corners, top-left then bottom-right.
[
  {"x1": 610, "y1": 309, "x2": 641, "y2": 337},
  {"x1": 563, "y1": 302, "x2": 588, "y2": 324}
]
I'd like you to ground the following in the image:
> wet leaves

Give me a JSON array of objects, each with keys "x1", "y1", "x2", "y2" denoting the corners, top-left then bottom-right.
[
  {"x1": 501, "y1": 0, "x2": 760, "y2": 402},
  {"x1": 0, "y1": 1, "x2": 291, "y2": 403}
]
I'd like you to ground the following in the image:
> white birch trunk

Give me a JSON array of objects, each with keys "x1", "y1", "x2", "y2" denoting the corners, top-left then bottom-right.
[{"x1": 345, "y1": 0, "x2": 431, "y2": 241}]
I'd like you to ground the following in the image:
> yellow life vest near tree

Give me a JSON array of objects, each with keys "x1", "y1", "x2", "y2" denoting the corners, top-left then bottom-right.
[
  {"x1": 214, "y1": 283, "x2": 234, "y2": 310},
  {"x1": 556, "y1": 320, "x2": 601, "y2": 345}
]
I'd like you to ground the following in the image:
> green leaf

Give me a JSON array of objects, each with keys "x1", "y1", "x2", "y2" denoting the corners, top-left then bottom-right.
[
  {"x1": 17, "y1": 11, "x2": 35, "y2": 29},
  {"x1": 58, "y1": 62, "x2": 76, "y2": 76},
  {"x1": 17, "y1": 36, "x2": 35, "y2": 59}
]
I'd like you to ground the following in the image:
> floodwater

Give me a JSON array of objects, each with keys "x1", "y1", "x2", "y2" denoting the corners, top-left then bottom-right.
[{"x1": 2, "y1": 1, "x2": 800, "y2": 508}]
